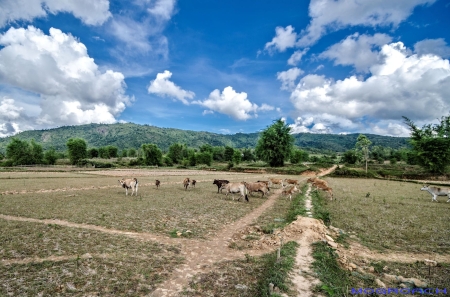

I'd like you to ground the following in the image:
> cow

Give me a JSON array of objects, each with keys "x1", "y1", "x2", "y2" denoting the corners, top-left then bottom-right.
[
  {"x1": 155, "y1": 180, "x2": 161, "y2": 189},
  {"x1": 183, "y1": 178, "x2": 191, "y2": 190},
  {"x1": 307, "y1": 177, "x2": 329, "y2": 188},
  {"x1": 257, "y1": 180, "x2": 270, "y2": 187},
  {"x1": 222, "y1": 182, "x2": 249, "y2": 202},
  {"x1": 213, "y1": 179, "x2": 229, "y2": 193},
  {"x1": 314, "y1": 183, "x2": 333, "y2": 200},
  {"x1": 244, "y1": 182, "x2": 270, "y2": 198},
  {"x1": 268, "y1": 178, "x2": 284, "y2": 188},
  {"x1": 282, "y1": 185, "x2": 299, "y2": 201},
  {"x1": 192, "y1": 180, "x2": 197, "y2": 188},
  {"x1": 421, "y1": 185, "x2": 450, "y2": 202},
  {"x1": 284, "y1": 178, "x2": 299, "y2": 186},
  {"x1": 118, "y1": 178, "x2": 138, "y2": 196}
]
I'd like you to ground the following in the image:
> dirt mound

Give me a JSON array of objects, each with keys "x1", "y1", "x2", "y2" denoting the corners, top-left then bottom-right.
[{"x1": 231, "y1": 216, "x2": 328, "y2": 250}]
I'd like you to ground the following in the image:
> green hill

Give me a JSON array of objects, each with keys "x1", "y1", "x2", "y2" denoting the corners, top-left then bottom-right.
[{"x1": 0, "y1": 123, "x2": 410, "y2": 153}]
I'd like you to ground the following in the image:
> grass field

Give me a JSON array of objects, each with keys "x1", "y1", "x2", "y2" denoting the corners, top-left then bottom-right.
[{"x1": 325, "y1": 178, "x2": 450, "y2": 254}]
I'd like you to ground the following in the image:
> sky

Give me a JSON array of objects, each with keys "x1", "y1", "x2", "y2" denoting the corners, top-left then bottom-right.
[{"x1": 0, "y1": 0, "x2": 449, "y2": 138}]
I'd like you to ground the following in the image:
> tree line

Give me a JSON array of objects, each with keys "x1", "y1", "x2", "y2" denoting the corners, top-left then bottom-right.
[{"x1": 2, "y1": 116, "x2": 449, "y2": 174}]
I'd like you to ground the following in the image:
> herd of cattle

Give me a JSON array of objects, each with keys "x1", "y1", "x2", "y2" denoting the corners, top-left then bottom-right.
[{"x1": 118, "y1": 176, "x2": 334, "y2": 202}]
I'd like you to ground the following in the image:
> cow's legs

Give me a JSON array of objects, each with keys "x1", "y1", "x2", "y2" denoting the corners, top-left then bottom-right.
[{"x1": 432, "y1": 194, "x2": 437, "y2": 202}]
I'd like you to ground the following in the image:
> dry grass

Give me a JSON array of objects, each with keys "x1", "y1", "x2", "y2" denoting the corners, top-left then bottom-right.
[
  {"x1": 326, "y1": 178, "x2": 450, "y2": 253},
  {"x1": 0, "y1": 220, "x2": 183, "y2": 296},
  {"x1": 0, "y1": 184, "x2": 264, "y2": 238}
]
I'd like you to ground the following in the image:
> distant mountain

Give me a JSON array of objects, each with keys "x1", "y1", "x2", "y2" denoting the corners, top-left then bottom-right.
[{"x1": 0, "y1": 123, "x2": 410, "y2": 153}]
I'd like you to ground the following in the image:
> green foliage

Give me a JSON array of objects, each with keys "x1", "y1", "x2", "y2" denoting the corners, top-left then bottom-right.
[
  {"x1": 224, "y1": 146, "x2": 234, "y2": 162},
  {"x1": 196, "y1": 151, "x2": 212, "y2": 166},
  {"x1": 188, "y1": 149, "x2": 196, "y2": 166},
  {"x1": 403, "y1": 115, "x2": 450, "y2": 173},
  {"x1": 120, "y1": 149, "x2": 128, "y2": 158},
  {"x1": 128, "y1": 148, "x2": 136, "y2": 157},
  {"x1": 6, "y1": 138, "x2": 44, "y2": 165},
  {"x1": 167, "y1": 143, "x2": 185, "y2": 164},
  {"x1": 163, "y1": 156, "x2": 173, "y2": 166},
  {"x1": 355, "y1": 134, "x2": 372, "y2": 173},
  {"x1": 88, "y1": 148, "x2": 99, "y2": 158},
  {"x1": 212, "y1": 146, "x2": 225, "y2": 161},
  {"x1": 342, "y1": 149, "x2": 359, "y2": 164},
  {"x1": 232, "y1": 150, "x2": 242, "y2": 165},
  {"x1": 255, "y1": 119, "x2": 294, "y2": 167},
  {"x1": 44, "y1": 148, "x2": 58, "y2": 165},
  {"x1": 241, "y1": 148, "x2": 255, "y2": 161},
  {"x1": 66, "y1": 138, "x2": 87, "y2": 165},
  {"x1": 98, "y1": 147, "x2": 108, "y2": 159},
  {"x1": 199, "y1": 144, "x2": 213, "y2": 154},
  {"x1": 141, "y1": 143, "x2": 163, "y2": 166},
  {"x1": 290, "y1": 148, "x2": 309, "y2": 164},
  {"x1": 107, "y1": 145, "x2": 118, "y2": 158}
]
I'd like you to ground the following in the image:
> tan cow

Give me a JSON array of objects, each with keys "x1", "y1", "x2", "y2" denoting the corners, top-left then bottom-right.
[
  {"x1": 257, "y1": 180, "x2": 270, "y2": 187},
  {"x1": 282, "y1": 185, "x2": 299, "y2": 201},
  {"x1": 183, "y1": 178, "x2": 191, "y2": 190},
  {"x1": 269, "y1": 178, "x2": 284, "y2": 188},
  {"x1": 307, "y1": 177, "x2": 329, "y2": 188},
  {"x1": 314, "y1": 183, "x2": 333, "y2": 200},
  {"x1": 284, "y1": 178, "x2": 299, "y2": 186},
  {"x1": 244, "y1": 182, "x2": 270, "y2": 198},
  {"x1": 118, "y1": 178, "x2": 138, "y2": 196},
  {"x1": 222, "y1": 182, "x2": 249, "y2": 202}
]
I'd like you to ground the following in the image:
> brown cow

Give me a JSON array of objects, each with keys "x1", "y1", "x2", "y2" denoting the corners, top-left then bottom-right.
[
  {"x1": 257, "y1": 180, "x2": 270, "y2": 187},
  {"x1": 155, "y1": 179, "x2": 161, "y2": 189},
  {"x1": 183, "y1": 178, "x2": 191, "y2": 190},
  {"x1": 213, "y1": 179, "x2": 229, "y2": 193},
  {"x1": 269, "y1": 178, "x2": 284, "y2": 188},
  {"x1": 307, "y1": 177, "x2": 329, "y2": 188},
  {"x1": 284, "y1": 178, "x2": 299, "y2": 186},
  {"x1": 314, "y1": 183, "x2": 333, "y2": 200},
  {"x1": 244, "y1": 182, "x2": 270, "y2": 198},
  {"x1": 192, "y1": 180, "x2": 197, "y2": 188},
  {"x1": 282, "y1": 185, "x2": 299, "y2": 201}
]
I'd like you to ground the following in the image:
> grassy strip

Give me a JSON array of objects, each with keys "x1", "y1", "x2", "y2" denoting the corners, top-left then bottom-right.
[
  {"x1": 310, "y1": 189, "x2": 331, "y2": 226},
  {"x1": 254, "y1": 241, "x2": 299, "y2": 296},
  {"x1": 312, "y1": 241, "x2": 374, "y2": 297},
  {"x1": 285, "y1": 184, "x2": 308, "y2": 224}
]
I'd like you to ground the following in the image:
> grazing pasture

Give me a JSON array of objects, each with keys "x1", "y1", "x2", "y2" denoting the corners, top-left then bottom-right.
[
  {"x1": 325, "y1": 178, "x2": 450, "y2": 253},
  {"x1": 0, "y1": 219, "x2": 183, "y2": 296}
]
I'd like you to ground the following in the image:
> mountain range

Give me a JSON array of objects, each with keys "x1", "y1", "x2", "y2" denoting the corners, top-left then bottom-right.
[{"x1": 0, "y1": 123, "x2": 410, "y2": 153}]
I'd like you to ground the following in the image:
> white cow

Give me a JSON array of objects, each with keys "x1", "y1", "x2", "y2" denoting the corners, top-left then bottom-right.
[
  {"x1": 222, "y1": 182, "x2": 249, "y2": 202},
  {"x1": 421, "y1": 185, "x2": 450, "y2": 202},
  {"x1": 118, "y1": 178, "x2": 138, "y2": 196}
]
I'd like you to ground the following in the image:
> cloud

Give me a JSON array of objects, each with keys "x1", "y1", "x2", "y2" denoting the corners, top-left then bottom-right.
[
  {"x1": 264, "y1": 25, "x2": 297, "y2": 54},
  {"x1": 147, "y1": 70, "x2": 195, "y2": 105},
  {"x1": 194, "y1": 86, "x2": 272, "y2": 120},
  {"x1": 319, "y1": 33, "x2": 392, "y2": 72},
  {"x1": 277, "y1": 67, "x2": 304, "y2": 91},
  {"x1": 147, "y1": 0, "x2": 176, "y2": 20},
  {"x1": 0, "y1": 26, "x2": 131, "y2": 134},
  {"x1": 414, "y1": 38, "x2": 450, "y2": 58},
  {"x1": 297, "y1": 0, "x2": 436, "y2": 47},
  {"x1": 289, "y1": 41, "x2": 450, "y2": 135},
  {"x1": 288, "y1": 48, "x2": 309, "y2": 66},
  {"x1": 0, "y1": 0, "x2": 111, "y2": 28}
]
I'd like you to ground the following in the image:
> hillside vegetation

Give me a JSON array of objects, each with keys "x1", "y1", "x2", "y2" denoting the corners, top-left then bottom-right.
[{"x1": 0, "y1": 123, "x2": 409, "y2": 153}]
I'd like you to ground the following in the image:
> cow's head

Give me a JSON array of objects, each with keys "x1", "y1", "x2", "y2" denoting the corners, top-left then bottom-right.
[{"x1": 420, "y1": 185, "x2": 429, "y2": 191}]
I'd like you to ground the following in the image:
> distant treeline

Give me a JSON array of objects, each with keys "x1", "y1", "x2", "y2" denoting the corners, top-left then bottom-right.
[{"x1": 0, "y1": 123, "x2": 410, "y2": 154}]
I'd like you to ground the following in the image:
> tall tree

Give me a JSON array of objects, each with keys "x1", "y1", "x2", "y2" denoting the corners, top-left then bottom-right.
[
  {"x1": 167, "y1": 143, "x2": 185, "y2": 164},
  {"x1": 141, "y1": 143, "x2": 163, "y2": 166},
  {"x1": 224, "y1": 146, "x2": 234, "y2": 162},
  {"x1": 6, "y1": 138, "x2": 33, "y2": 165},
  {"x1": 403, "y1": 115, "x2": 450, "y2": 173},
  {"x1": 355, "y1": 134, "x2": 372, "y2": 173},
  {"x1": 44, "y1": 148, "x2": 58, "y2": 165},
  {"x1": 255, "y1": 118, "x2": 294, "y2": 167},
  {"x1": 66, "y1": 138, "x2": 87, "y2": 165}
]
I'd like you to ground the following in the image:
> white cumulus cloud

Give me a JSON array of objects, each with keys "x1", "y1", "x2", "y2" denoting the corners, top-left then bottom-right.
[
  {"x1": 0, "y1": 26, "x2": 131, "y2": 134},
  {"x1": 264, "y1": 25, "x2": 297, "y2": 54},
  {"x1": 0, "y1": 0, "x2": 111, "y2": 28},
  {"x1": 194, "y1": 86, "x2": 272, "y2": 120},
  {"x1": 319, "y1": 33, "x2": 392, "y2": 72},
  {"x1": 414, "y1": 38, "x2": 450, "y2": 58},
  {"x1": 277, "y1": 67, "x2": 304, "y2": 91},
  {"x1": 288, "y1": 48, "x2": 309, "y2": 66},
  {"x1": 147, "y1": 70, "x2": 195, "y2": 105},
  {"x1": 297, "y1": 0, "x2": 435, "y2": 47},
  {"x1": 290, "y1": 41, "x2": 450, "y2": 135}
]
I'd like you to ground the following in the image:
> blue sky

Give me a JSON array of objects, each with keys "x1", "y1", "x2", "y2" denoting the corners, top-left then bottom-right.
[{"x1": 0, "y1": 0, "x2": 449, "y2": 137}]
